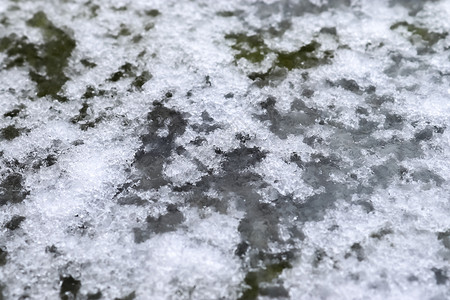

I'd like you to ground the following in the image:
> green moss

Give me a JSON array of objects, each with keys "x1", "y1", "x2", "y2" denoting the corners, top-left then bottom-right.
[
  {"x1": 0, "y1": 35, "x2": 12, "y2": 50},
  {"x1": 28, "y1": 11, "x2": 75, "y2": 100},
  {"x1": 26, "y1": 11, "x2": 49, "y2": 28},
  {"x1": 239, "y1": 261, "x2": 291, "y2": 300},
  {"x1": 118, "y1": 24, "x2": 131, "y2": 36},
  {"x1": 29, "y1": 71, "x2": 68, "y2": 101},
  {"x1": 225, "y1": 33, "x2": 270, "y2": 64},
  {"x1": 137, "y1": 50, "x2": 146, "y2": 58},
  {"x1": 80, "y1": 58, "x2": 97, "y2": 68},
  {"x1": 112, "y1": 6, "x2": 127, "y2": 11},
  {"x1": 390, "y1": 21, "x2": 448, "y2": 45},
  {"x1": 225, "y1": 32, "x2": 333, "y2": 71},
  {"x1": 216, "y1": 11, "x2": 241, "y2": 17},
  {"x1": 0, "y1": 12, "x2": 75, "y2": 101},
  {"x1": 275, "y1": 41, "x2": 332, "y2": 70},
  {"x1": 132, "y1": 34, "x2": 142, "y2": 43},
  {"x1": 1, "y1": 125, "x2": 21, "y2": 140},
  {"x1": 0, "y1": 35, "x2": 39, "y2": 68},
  {"x1": 145, "y1": 9, "x2": 160, "y2": 17}
]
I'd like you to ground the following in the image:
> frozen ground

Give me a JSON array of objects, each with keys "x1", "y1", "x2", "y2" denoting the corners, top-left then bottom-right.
[{"x1": 0, "y1": 0, "x2": 449, "y2": 299}]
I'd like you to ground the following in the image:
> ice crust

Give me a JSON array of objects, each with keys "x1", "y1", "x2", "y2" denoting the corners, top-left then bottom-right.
[{"x1": 0, "y1": 0, "x2": 449, "y2": 299}]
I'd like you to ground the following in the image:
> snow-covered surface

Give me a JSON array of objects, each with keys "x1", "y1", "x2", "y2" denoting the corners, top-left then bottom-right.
[{"x1": 0, "y1": 0, "x2": 449, "y2": 299}]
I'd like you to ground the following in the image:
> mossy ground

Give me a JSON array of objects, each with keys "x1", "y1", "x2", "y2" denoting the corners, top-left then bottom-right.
[
  {"x1": 0, "y1": 11, "x2": 75, "y2": 101},
  {"x1": 239, "y1": 261, "x2": 291, "y2": 300},
  {"x1": 226, "y1": 33, "x2": 334, "y2": 77},
  {"x1": 225, "y1": 33, "x2": 271, "y2": 64},
  {"x1": 390, "y1": 21, "x2": 448, "y2": 46}
]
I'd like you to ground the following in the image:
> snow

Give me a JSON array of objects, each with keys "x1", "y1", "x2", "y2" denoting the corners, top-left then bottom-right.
[{"x1": 0, "y1": 0, "x2": 449, "y2": 299}]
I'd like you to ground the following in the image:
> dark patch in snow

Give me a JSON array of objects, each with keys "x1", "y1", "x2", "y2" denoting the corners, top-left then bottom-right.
[
  {"x1": 4, "y1": 215, "x2": 25, "y2": 230},
  {"x1": 0, "y1": 173, "x2": 29, "y2": 206}
]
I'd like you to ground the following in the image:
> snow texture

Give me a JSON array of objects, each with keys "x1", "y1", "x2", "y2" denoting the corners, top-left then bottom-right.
[{"x1": 0, "y1": 0, "x2": 449, "y2": 299}]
